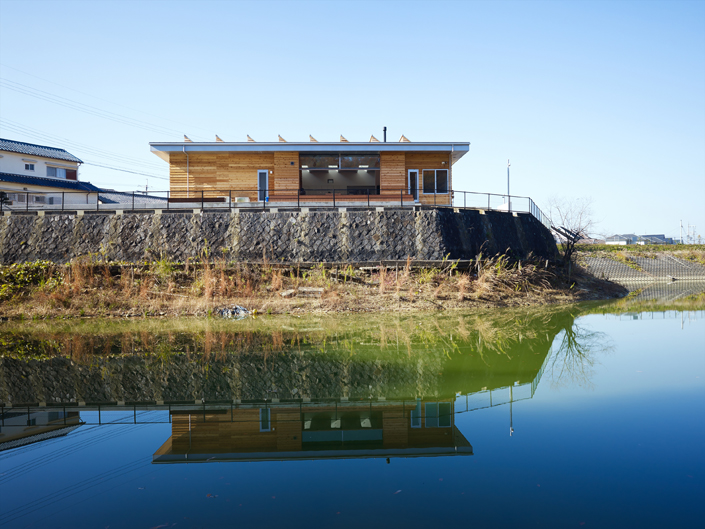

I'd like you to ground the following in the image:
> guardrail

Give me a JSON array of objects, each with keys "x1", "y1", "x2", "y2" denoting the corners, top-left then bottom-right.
[{"x1": 0, "y1": 188, "x2": 552, "y2": 229}]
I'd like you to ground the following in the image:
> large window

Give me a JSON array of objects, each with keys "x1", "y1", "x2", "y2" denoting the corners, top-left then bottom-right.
[
  {"x1": 424, "y1": 402, "x2": 452, "y2": 428},
  {"x1": 300, "y1": 154, "x2": 380, "y2": 170},
  {"x1": 422, "y1": 169, "x2": 449, "y2": 194}
]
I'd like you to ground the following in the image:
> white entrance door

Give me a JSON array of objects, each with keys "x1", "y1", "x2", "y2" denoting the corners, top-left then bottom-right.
[
  {"x1": 258, "y1": 170, "x2": 268, "y2": 201},
  {"x1": 408, "y1": 170, "x2": 419, "y2": 201}
]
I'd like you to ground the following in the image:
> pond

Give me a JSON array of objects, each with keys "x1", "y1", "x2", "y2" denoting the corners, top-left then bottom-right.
[{"x1": 0, "y1": 301, "x2": 703, "y2": 528}]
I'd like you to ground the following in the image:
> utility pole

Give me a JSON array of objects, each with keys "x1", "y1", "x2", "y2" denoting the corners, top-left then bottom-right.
[{"x1": 507, "y1": 159, "x2": 511, "y2": 212}]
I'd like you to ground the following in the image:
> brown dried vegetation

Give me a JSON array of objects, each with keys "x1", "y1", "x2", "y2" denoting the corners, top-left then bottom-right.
[{"x1": 0, "y1": 254, "x2": 625, "y2": 319}]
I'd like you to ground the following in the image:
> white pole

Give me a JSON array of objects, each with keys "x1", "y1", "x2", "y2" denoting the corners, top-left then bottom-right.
[{"x1": 507, "y1": 159, "x2": 511, "y2": 212}]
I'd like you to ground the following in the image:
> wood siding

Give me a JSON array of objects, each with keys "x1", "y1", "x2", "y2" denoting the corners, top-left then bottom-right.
[
  {"x1": 168, "y1": 152, "x2": 275, "y2": 201},
  {"x1": 380, "y1": 152, "x2": 406, "y2": 193},
  {"x1": 272, "y1": 152, "x2": 300, "y2": 191},
  {"x1": 405, "y1": 152, "x2": 452, "y2": 206},
  {"x1": 166, "y1": 150, "x2": 450, "y2": 204}
]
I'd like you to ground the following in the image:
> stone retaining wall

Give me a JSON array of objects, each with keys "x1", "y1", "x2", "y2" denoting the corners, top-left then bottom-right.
[{"x1": 0, "y1": 208, "x2": 558, "y2": 264}]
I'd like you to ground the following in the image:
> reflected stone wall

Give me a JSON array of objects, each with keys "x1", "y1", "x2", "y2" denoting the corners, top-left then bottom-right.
[{"x1": 0, "y1": 350, "x2": 449, "y2": 404}]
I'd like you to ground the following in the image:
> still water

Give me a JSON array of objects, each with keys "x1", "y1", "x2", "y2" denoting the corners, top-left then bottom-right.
[{"x1": 0, "y1": 303, "x2": 703, "y2": 528}]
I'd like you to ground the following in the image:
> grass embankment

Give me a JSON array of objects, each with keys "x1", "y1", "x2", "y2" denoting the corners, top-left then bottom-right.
[
  {"x1": 0, "y1": 256, "x2": 625, "y2": 319},
  {"x1": 573, "y1": 244, "x2": 705, "y2": 268}
]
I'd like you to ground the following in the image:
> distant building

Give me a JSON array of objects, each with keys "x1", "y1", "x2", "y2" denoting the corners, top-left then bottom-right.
[
  {"x1": 605, "y1": 233, "x2": 674, "y2": 245},
  {"x1": 0, "y1": 138, "x2": 101, "y2": 208},
  {"x1": 605, "y1": 234, "x2": 637, "y2": 245},
  {"x1": 637, "y1": 234, "x2": 674, "y2": 245}
]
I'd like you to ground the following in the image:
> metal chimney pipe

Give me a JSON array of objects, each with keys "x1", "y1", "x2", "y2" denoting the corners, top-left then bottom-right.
[{"x1": 383, "y1": 127, "x2": 387, "y2": 142}]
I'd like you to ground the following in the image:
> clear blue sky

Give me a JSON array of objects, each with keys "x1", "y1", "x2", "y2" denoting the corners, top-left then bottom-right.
[{"x1": 1, "y1": 0, "x2": 703, "y2": 239}]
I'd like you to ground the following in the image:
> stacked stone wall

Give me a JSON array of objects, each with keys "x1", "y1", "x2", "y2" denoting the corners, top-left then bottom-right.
[{"x1": 0, "y1": 208, "x2": 558, "y2": 264}]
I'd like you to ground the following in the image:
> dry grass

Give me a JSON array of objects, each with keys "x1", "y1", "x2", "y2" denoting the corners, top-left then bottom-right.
[{"x1": 0, "y1": 254, "x2": 626, "y2": 319}]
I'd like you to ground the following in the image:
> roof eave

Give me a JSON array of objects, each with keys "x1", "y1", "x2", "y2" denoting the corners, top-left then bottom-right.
[{"x1": 150, "y1": 142, "x2": 470, "y2": 164}]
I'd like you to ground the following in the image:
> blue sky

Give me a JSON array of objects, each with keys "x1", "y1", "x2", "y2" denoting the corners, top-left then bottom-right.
[{"x1": 1, "y1": 0, "x2": 703, "y2": 238}]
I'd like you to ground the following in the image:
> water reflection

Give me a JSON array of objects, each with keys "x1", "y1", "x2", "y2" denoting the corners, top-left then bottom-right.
[{"x1": 1, "y1": 307, "x2": 591, "y2": 462}]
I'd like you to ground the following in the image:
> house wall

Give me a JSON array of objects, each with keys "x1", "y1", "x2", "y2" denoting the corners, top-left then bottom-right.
[
  {"x1": 0, "y1": 181, "x2": 97, "y2": 206},
  {"x1": 379, "y1": 152, "x2": 406, "y2": 193},
  {"x1": 0, "y1": 151, "x2": 79, "y2": 180},
  {"x1": 168, "y1": 152, "x2": 301, "y2": 200},
  {"x1": 405, "y1": 152, "x2": 452, "y2": 206},
  {"x1": 166, "y1": 150, "x2": 454, "y2": 204}
]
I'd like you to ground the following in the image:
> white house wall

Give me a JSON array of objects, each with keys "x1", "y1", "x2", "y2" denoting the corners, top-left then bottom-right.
[
  {"x1": 0, "y1": 181, "x2": 97, "y2": 206},
  {"x1": 0, "y1": 151, "x2": 80, "y2": 179}
]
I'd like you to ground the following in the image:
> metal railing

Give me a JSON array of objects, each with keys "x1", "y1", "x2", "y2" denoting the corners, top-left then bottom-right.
[{"x1": 0, "y1": 188, "x2": 552, "y2": 229}]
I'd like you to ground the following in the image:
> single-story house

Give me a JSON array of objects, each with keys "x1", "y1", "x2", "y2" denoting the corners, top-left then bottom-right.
[
  {"x1": 153, "y1": 398, "x2": 472, "y2": 463},
  {"x1": 150, "y1": 135, "x2": 470, "y2": 206},
  {"x1": 606, "y1": 233, "x2": 675, "y2": 245},
  {"x1": 0, "y1": 138, "x2": 100, "y2": 208}
]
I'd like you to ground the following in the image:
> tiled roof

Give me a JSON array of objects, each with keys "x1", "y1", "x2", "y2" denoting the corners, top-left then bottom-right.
[
  {"x1": 0, "y1": 138, "x2": 83, "y2": 163},
  {"x1": 98, "y1": 191, "x2": 168, "y2": 205},
  {"x1": 0, "y1": 172, "x2": 101, "y2": 192}
]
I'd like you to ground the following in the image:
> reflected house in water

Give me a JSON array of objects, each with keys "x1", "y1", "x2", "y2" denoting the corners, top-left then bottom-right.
[
  {"x1": 1, "y1": 308, "x2": 582, "y2": 461},
  {"x1": 154, "y1": 398, "x2": 472, "y2": 463},
  {"x1": 0, "y1": 409, "x2": 81, "y2": 452}
]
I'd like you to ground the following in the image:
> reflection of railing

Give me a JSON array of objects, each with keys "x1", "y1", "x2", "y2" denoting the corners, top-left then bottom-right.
[{"x1": 0, "y1": 188, "x2": 552, "y2": 230}]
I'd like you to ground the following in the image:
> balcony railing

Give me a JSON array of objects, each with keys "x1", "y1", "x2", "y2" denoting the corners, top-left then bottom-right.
[{"x1": 0, "y1": 188, "x2": 552, "y2": 229}]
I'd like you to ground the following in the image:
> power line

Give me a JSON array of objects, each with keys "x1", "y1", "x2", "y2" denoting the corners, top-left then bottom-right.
[
  {"x1": 0, "y1": 119, "x2": 166, "y2": 171},
  {"x1": 0, "y1": 62, "x2": 216, "y2": 136},
  {"x1": 0, "y1": 78, "x2": 205, "y2": 138},
  {"x1": 84, "y1": 162, "x2": 169, "y2": 180}
]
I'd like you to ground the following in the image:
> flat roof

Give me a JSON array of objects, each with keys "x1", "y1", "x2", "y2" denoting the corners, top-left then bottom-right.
[{"x1": 150, "y1": 142, "x2": 470, "y2": 165}]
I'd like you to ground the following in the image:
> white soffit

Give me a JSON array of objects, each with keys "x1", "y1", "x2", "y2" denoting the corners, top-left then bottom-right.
[{"x1": 150, "y1": 142, "x2": 471, "y2": 164}]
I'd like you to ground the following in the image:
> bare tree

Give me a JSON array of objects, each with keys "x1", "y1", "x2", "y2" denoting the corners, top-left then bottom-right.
[
  {"x1": 547, "y1": 196, "x2": 596, "y2": 266},
  {"x1": 546, "y1": 320, "x2": 612, "y2": 390}
]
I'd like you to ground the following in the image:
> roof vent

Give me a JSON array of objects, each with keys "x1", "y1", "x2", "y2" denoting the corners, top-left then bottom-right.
[
  {"x1": 278, "y1": 135, "x2": 287, "y2": 142},
  {"x1": 340, "y1": 135, "x2": 349, "y2": 142},
  {"x1": 399, "y1": 135, "x2": 410, "y2": 142},
  {"x1": 247, "y1": 135, "x2": 255, "y2": 142},
  {"x1": 215, "y1": 135, "x2": 224, "y2": 142},
  {"x1": 309, "y1": 135, "x2": 318, "y2": 142},
  {"x1": 184, "y1": 135, "x2": 193, "y2": 142}
]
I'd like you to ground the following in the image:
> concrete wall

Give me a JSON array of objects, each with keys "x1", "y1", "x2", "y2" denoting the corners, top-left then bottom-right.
[{"x1": 0, "y1": 208, "x2": 558, "y2": 264}]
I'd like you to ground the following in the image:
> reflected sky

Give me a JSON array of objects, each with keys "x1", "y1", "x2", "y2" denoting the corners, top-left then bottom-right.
[{"x1": 0, "y1": 306, "x2": 703, "y2": 528}]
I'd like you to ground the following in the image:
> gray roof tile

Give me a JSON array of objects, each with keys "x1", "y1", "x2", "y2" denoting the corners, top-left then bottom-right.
[
  {"x1": 0, "y1": 138, "x2": 83, "y2": 163},
  {"x1": 0, "y1": 172, "x2": 101, "y2": 192}
]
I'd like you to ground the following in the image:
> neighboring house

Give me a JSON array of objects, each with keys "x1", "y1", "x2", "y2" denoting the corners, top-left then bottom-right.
[
  {"x1": 606, "y1": 234, "x2": 638, "y2": 245},
  {"x1": 0, "y1": 409, "x2": 82, "y2": 451},
  {"x1": 606, "y1": 233, "x2": 675, "y2": 245},
  {"x1": 637, "y1": 234, "x2": 674, "y2": 245},
  {"x1": 98, "y1": 189, "x2": 169, "y2": 208},
  {"x1": 0, "y1": 138, "x2": 100, "y2": 207},
  {"x1": 150, "y1": 136, "x2": 470, "y2": 206}
]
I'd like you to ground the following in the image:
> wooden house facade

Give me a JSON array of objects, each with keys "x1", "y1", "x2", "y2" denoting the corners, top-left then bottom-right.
[
  {"x1": 150, "y1": 138, "x2": 469, "y2": 206},
  {"x1": 153, "y1": 399, "x2": 473, "y2": 463}
]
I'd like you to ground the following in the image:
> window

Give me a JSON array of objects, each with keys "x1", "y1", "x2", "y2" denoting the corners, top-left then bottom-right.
[
  {"x1": 47, "y1": 166, "x2": 67, "y2": 179},
  {"x1": 410, "y1": 399, "x2": 421, "y2": 428},
  {"x1": 260, "y1": 407, "x2": 271, "y2": 432},
  {"x1": 424, "y1": 402, "x2": 452, "y2": 428},
  {"x1": 422, "y1": 169, "x2": 449, "y2": 194},
  {"x1": 300, "y1": 154, "x2": 381, "y2": 170},
  {"x1": 25, "y1": 163, "x2": 35, "y2": 171}
]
